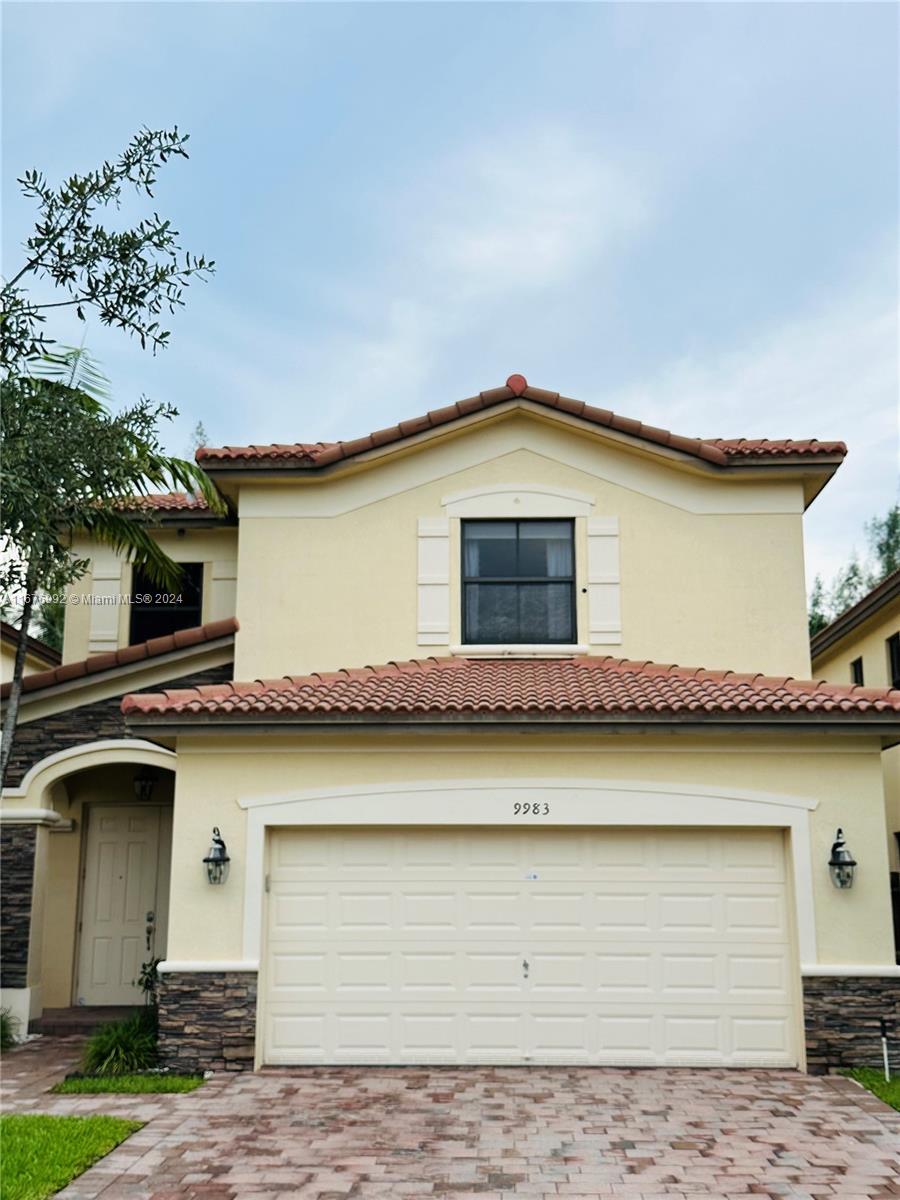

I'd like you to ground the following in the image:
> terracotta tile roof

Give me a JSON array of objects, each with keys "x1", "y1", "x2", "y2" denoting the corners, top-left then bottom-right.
[
  {"x1": 1, "y1": 617, "x2": 238, "y2": 700},
  {"x1": 706, "y1": 438, "x2": 846, "y2": 458},
  {"x1": 196, "y1": 376, "x2": 847, "y2": 470},
  {"x1": 116, "y1": 492, "x2": 210, "y2": 511},
  {"x1": 121, "y1": 654, "x2": 900, "y2": 722}
]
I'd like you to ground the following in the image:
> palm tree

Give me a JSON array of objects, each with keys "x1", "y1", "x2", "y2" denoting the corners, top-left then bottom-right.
[{"x1": 0, "y1": 347, "x2": 224, "y2": 783}]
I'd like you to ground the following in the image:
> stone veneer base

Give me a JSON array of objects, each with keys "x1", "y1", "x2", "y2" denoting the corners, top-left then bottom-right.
[
  {"x1": 803, "y1": 975, "x2": 899, "y2": 1074},
  {"x1": 0, "y1": 825, "x2": 37, "y2": 989},
  {"x1": 158, "y1": 971, "x2": 258, "y2": 1072},
  {"x1": 160, "y1": 969, "x2": 897, "y2": 1074}
]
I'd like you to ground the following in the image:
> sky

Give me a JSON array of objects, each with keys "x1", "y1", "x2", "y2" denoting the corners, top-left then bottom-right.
[{"x1": 3, "y1": 1, "x2": 898, "y2": 590}]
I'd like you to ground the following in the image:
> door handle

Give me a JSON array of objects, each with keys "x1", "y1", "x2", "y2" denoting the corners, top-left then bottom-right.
[
  {"x1": 145, "y1": 911, "x2": 155, "y2": 952},
  {"x1": 522, "y1": 958, "x2": 530, "y2": 979}
]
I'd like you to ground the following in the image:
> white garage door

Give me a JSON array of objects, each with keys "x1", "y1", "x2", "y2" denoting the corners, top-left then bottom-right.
[{"x1": 262, "y1": 826, "x2": 798, "y2": 1067}]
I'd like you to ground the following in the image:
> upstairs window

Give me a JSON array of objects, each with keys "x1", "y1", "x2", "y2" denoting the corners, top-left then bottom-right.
[
  {"x1": 850, "y1": 657, "x2": 864, "y2": 686},
  {"x1": 462, "y1": 520, "x2": 575, "y2": 644},
  {"x1": 888, "y1": 633, "x2": 900, "y2": 689},
  {"x1": 129, "y1": 562, "x2": 203, "y2": 645}
]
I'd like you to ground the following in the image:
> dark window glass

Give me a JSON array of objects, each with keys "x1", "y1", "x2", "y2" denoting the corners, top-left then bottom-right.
[
  {"x1": 129, "y1": 562, "x2": 203, "y2": 645},
  {"x1": 850, "y1": 657, "x2": 864, "y2": 686},
  {"x1": 462, "y1": 520, "x2": 575, "y2": 644},
  {"x1": 888, "y1": 633, "x2": 900, "y2": 689}
]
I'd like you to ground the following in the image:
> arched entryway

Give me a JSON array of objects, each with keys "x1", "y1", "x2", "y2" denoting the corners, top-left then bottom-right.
[{"x1": 1, "y1": 739, "x2": 175, "y2": 1022}]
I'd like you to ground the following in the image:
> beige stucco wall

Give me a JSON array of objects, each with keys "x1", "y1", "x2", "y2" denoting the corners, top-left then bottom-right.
[
  {"x1": 166, "y1": 732, "x2": 894, "y2": 970},
  {"x1": 233, "y1": 417, "x2": 811, "y2": 679},
  {"x1": 813, "y1": 598, "x2": 900, "y2": 871},
  {"x1": 1, "y1": 640, "x2": 56, "y2": 684},
  {"x1": 62, "y1": 528, "x2": 238, "y2": 663},
  {"x1": 813, "y1": 603, "x2": 900, "y2": 689}
]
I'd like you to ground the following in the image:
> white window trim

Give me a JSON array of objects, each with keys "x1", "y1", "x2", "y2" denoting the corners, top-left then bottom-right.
[
  {"x1": 417, "y1": 485, "x2": 622, "y2": 653},
  {"x1": 441, "y1": 483, "x2": 595, "y2": 518},
  {"x1": 449, "y1": 643, "x2": 589, "y2": 657},
  {"x1": 587, "y1": 516, "x2": 622, "y2": 646},
  {"x1": 416, "y1": 517, "x2": 450, "y2": 646}
]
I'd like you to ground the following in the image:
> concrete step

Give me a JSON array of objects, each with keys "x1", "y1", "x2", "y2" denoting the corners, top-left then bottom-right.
[{"x1": 29, "y1": 1006, "x2": 143, "y2": 1037}]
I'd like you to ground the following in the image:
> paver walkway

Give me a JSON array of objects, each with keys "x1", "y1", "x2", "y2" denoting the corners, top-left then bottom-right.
[{"x1": 2, "y1": 1038, "x2": 898, "y2": 1198}]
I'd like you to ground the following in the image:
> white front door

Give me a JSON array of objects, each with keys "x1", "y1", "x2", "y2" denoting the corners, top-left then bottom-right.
[
  {"x1": 77, "y1": 805, "x2": 167, "y2": 1006},
  {"x1": 262, "y1": 826, "x2": 798, "y2": 1067}
]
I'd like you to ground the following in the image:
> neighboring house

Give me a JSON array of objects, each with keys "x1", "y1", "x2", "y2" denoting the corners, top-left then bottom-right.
[
  {"x1": 1, "y1": 375, "x2": 898, "y2": 1076},
  {"x1": 811, "y1": 568, "x2": 900, "y2": 958},
  {"x1": 1, "y1": 621, "x2": 62, "y2": 684}
]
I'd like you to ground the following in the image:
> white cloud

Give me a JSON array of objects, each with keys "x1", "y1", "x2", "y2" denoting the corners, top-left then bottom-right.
[
  {"x1": 599, "y1": 246, "x2": 899, "y2": 588},
  {"x1": 174, "y1": 123, "x2": 652, "y2": 441},
  {"x1": 407, "y1": 125, "x2": 650, "y2": 299}
]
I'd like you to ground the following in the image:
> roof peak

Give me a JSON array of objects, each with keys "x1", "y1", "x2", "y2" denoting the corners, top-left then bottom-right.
[{"x1": 195, "y1": 378, "x2": 847, "y2": 473}]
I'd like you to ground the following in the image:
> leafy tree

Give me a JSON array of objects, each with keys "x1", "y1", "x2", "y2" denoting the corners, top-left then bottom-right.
[
  {"x1": 808, "y1": 501, "x2": 900, "y2": 634},
  {"x1": 188, "y1": 420, "x2": 209, "y2": 455},
  {"x1": 1, "y1": 128, "x2": 220, "y2": 784},
  {"x1": 2, "y1": 127, "x2": 213, "y2": 371},
  {"x1": 829, "y1": 554, "x2": 868, "y2": 618},
  {"x1": 33, "y1": 599, "x2": 65, "y2": 653},
  {"x1": 808, "y1": 576, "x2": 829, "y2": 637},
  {"x1": 866, "y1": 505, "x2": 900, "y2": 580}
]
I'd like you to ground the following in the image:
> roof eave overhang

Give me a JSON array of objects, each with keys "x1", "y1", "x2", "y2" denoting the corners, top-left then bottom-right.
[
  {"x1": 112, "y1": 505, "x2": 237, "y2": 527},
  {"x1": 198, "y1": 401, "x2": 844, "y2": 505},
  {"x1": 3, "y1": 634, "x2": 236, "y2": 715},
  {"x1": 124, "y1": 712, "x2": 900, "y2": 746},
  {"x1": 811, "y1": 571, "x2": 900, "y2": 662}
]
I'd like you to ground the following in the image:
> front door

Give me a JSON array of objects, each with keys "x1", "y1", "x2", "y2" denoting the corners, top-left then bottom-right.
[{"x1": 77, "y1": 805, "x2": 167, "y2": 1006}]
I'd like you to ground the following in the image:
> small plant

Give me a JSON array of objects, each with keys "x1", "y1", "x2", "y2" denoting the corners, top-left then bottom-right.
[
  {"x1": 1, "y1": 1007, "x2": 20, "y2": 1051},
  {"x1": 81, "y1": 1011, "x2": 157, "y2": 1077},
  {"x1": 135, "y1": 957, "x2": 161, "y2": 1007}
]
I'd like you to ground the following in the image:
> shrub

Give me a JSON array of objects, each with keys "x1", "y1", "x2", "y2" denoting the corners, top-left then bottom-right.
[
  {"x1": 81, "y1": 1010, "x2": 157, "y2": 1077},
  {"x1": 1, "y1": 1007, "x2": 20, "y2": 1051}
]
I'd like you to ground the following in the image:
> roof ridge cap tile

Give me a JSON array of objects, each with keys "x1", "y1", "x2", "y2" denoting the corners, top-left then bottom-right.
[{"x1": 196, "y1": 381, "x2": 846, "y2": 469}]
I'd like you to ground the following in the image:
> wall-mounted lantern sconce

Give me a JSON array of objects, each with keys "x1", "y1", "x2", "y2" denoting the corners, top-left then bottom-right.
[
  {"x1": 828, "y1": 828, "x2": 857, "y2": 890},
  {"x1": 133, "y1": 767, "x2": 158, "y2": 802},
  {"x1": 203, "y1": 827, "x2": 230, "y2": 885}
]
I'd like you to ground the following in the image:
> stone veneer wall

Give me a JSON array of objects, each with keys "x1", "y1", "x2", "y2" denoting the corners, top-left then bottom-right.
[
  {"x1": 4, "y1": 663, "x2": 233, "y2": 787},
  {"x1": 158, "y1": 971, "x2": 258, "y2": 1072},
  {"x1": 0, "y1": 825, "x2": 37, "y2": 988},
  {"x1": 803, "y1": 976, "x2": 899, "y2": 1073},
  {"x1": 160, "y1": 969, "x2": 899, "y2": 1074}
]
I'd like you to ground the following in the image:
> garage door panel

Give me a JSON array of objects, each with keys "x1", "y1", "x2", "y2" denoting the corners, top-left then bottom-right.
[
  {"x1": 727, "y1": 953, "x2": 789, "y2": 998},
  {"x1": 263, "y1": 826, "x2": 798, "y2": 1067}
]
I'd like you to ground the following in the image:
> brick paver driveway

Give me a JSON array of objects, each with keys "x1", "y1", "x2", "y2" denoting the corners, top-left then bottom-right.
[{"x1": 3, "y1": 1039, "x2": 899, "y2": 1199}]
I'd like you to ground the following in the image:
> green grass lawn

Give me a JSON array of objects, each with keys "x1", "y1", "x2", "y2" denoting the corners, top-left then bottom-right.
[
  {"x1": 844, "y1": 1068, "x2": 900, "y2": 1111},
  {"x1": 0, "y1": 1114, "x2": 142, "y2": 1200},
  {"x1": 51, "y1": 1072, "x2": 204, "y2": 1094}
]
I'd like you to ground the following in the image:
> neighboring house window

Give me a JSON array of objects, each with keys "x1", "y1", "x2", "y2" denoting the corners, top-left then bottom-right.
[
  {"x1": 888, "y1": 633, "x2": 900, "y2": 689},
  {"x1": 129, "y1": 562, "x2": 203, "y2": 644},
  {"x1": 850, "y1": 657, "x2": 864, "y2": 686},
  {"x1": 462, "y1": 519, "x2": 575, "y2": 644}
]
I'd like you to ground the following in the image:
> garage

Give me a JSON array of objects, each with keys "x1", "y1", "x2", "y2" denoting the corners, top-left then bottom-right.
[{"x1": 261, "y1": 825, "x2": 799, "y2": 1067}]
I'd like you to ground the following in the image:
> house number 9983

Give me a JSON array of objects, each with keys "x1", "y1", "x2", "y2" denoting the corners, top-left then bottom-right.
[{"x1": 513, "y1": 802, "x2": 550, "y2": 816}]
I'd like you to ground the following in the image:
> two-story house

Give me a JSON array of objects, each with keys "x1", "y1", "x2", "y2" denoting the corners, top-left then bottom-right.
[{"x1": 2, "y1": 375, "x2": 898, "y2": 1074}]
